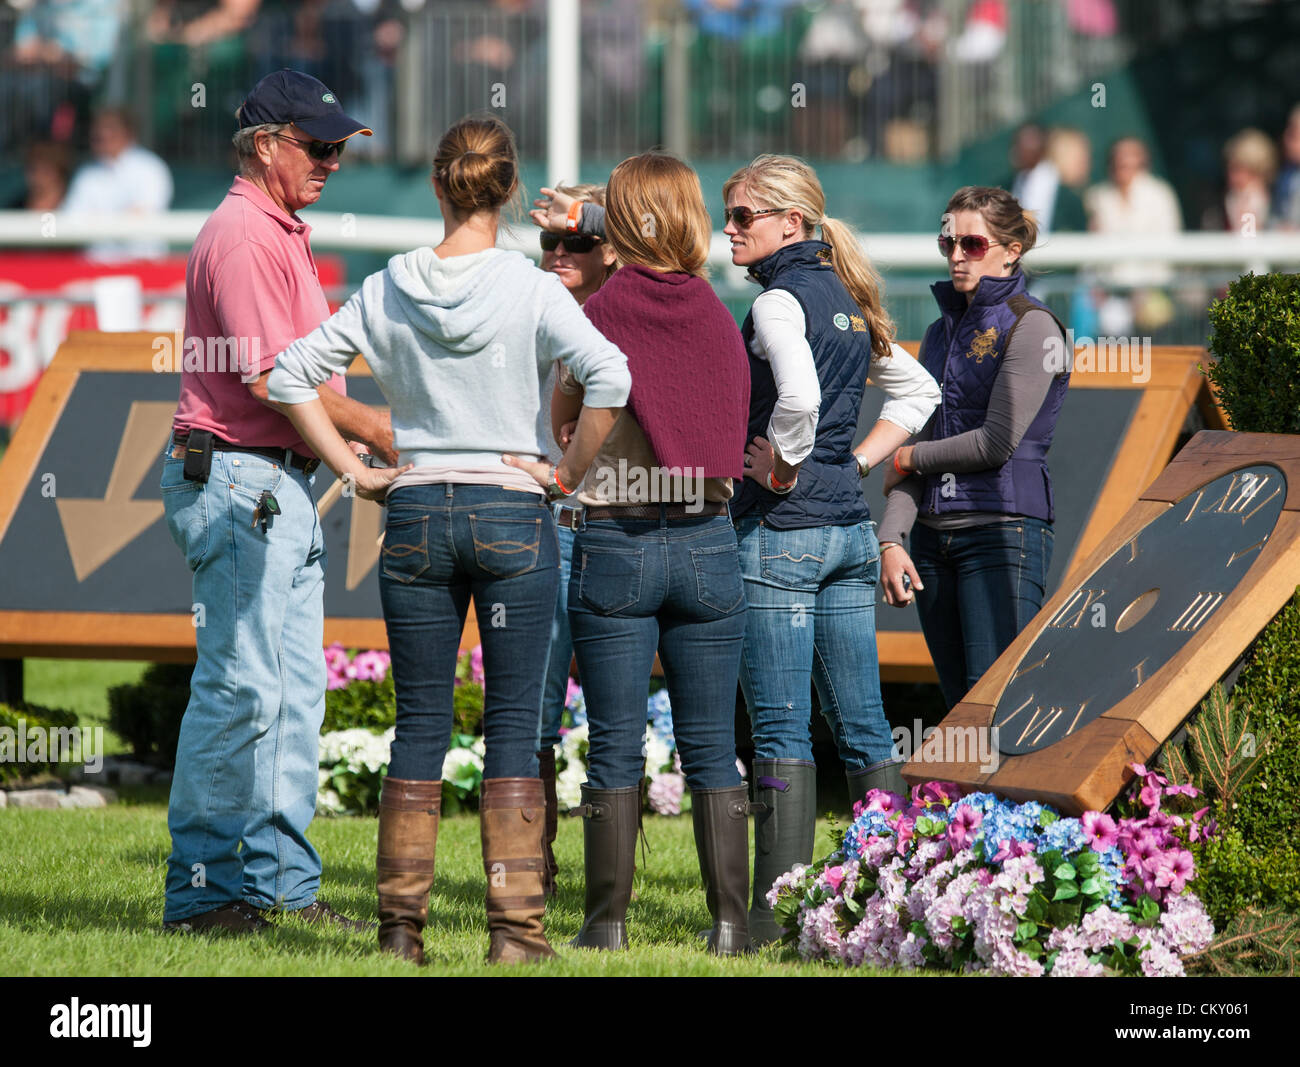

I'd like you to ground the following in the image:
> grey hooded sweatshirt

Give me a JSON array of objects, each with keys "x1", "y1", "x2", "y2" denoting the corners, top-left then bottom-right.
[{"x1": 268, "y1": 246, "x2": 630, "y2": 473}]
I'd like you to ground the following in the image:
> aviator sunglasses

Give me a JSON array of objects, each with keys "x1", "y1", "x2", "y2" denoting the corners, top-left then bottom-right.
[
  {"x1": 725, "y1": 205, "x2": 784, "y2": 228},
  {"x1": 937, "y1": 234, "x2": 1004, "y2": 260},
  {"x1": 273, "y1": 133, "x2": 345, "y2": 161},
  {"x1": 540, "y1": 233, "x2": 602, "y2": 254}
]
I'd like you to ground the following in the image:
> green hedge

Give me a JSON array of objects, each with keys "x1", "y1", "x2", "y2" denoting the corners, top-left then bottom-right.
[
  {"x1": 107, "y1": 663, "x2": 193, "y2": 765},
  {"x1": 0, "y1": 701, "x2": 81, "y2": 786},
  {"x1": 1187, "y1": 271, "x2": 1300, "y2": 924}
]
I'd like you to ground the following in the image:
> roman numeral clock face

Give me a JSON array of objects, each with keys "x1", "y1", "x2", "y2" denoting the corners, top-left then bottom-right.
[{"x1": 992, "y1": 465, "x2": 1286, "y2": 755}]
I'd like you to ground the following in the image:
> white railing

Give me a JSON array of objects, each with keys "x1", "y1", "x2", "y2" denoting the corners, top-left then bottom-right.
[{"x1": 3, "y1": 211, "x2": 1300, "y2": 284}]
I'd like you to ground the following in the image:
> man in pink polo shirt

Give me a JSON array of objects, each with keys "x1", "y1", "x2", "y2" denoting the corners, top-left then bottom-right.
[{"x1": 161, "y1": 70, "x2": 395, "y2": 935}]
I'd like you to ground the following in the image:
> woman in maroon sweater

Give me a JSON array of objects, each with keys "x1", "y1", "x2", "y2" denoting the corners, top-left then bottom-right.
[{"x1": 511, "y1": 152, "x2": 753, "y2": 955}]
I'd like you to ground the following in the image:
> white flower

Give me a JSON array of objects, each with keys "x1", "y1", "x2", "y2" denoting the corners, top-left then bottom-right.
[
  {"x1": 318, "y1": 788, "x2": 345, "y2": 815},
  {"x1": 471, "y1": 736, "x2": 487, "y2": 757},
  {"x1": 557, "y1": 762, "x2": 587, "y2": 811},
  {"x1": 441, "y1": 746, "x2": 484, "y2": 781}
]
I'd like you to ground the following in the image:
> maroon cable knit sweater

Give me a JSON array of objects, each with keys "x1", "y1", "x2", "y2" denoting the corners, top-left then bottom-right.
[{"x1": 582, "y1": 264, "x2": 749, "y2": 479}]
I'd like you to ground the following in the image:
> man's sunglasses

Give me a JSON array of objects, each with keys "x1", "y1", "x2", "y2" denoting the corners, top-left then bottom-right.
[
  {"x1": 273, "y1": 133, "x2": 345, "y2": 161},
  {"x1": 725, "y1": 205, "x2": 783, "y2": 228},
  {"x1": 540, "y1": 233, "x2": 601, "y2": 254},
  {"x1": 937, "y1": 234, "x2": 1003, "y2": 260}
]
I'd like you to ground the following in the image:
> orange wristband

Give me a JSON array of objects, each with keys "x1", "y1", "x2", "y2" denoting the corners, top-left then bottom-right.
[
  {"x1": 893, "y1": 452, "x2": 906, "y2": 476},
  {"x1": 565, "y1": 200, "x2": 583, "y2": 232},
  {"x1": 553, "y1": 467, "x2": 573, "y2": 496}
]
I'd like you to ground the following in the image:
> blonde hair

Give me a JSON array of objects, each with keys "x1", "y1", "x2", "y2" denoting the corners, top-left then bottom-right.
[
  {"x1": 723, "y1": 154, "x2": 894, "y2": 359},
  {"x1": 604, "y1": 152, "x2": 711, "y2": 278},
  {"x1": 432, "y1": 114, "x2": 522, "y2": 219},
  {"x1": 1224, "y1": 128, "x2": 1279, "y2": 184}
]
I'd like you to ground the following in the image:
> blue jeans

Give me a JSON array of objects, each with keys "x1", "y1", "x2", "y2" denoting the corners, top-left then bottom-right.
[
  {"x1": 380, "y1": 484, "x2": 559, "y2": 781},
  {"x1": 735, "y1": 516, "x2": 896, "y2": 772},
  {"x1": 911, "y1": 517, "x2": 1054, "y2": 709},
  {"x1": 537, "y1": 509, "x2": 577, "y2": 752},
  {"x1": 568, "y1": 511, "x2": 747, "y2": 792},
  {"x1": 161, "y1": 449, "x2": 326, "y2": 920}
]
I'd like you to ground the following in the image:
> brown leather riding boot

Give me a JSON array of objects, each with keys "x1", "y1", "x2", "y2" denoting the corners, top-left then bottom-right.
[
  {"x1": 376, "y1": 777, "x2": 441, "y2": 965},
  {"x1": 536, "y1": 747, "x2": 560, "y2": 898},
  {"x1": 480, "y1": 777, "x2": 558, "y2": 964}
]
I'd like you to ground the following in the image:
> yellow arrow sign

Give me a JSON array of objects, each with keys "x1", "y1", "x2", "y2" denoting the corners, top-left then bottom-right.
[{"x1": 55, "y1": 401, "x2": 174, "y2": 582}]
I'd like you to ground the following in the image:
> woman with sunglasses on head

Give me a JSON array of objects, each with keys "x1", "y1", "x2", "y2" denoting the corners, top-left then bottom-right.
[
  {"x1": 510, "y1": 153, "x2": 753, "y2": 956},
  {"x1": 527, "y1": 182, "x2": 617, "y2": 898},
  {"x1": 878, "y1": 185, "x2": 1070, "y2": 711},
  {"x1": 267, "y1": 116, "x2": 631, "y2": 965},
  {"x1": 723, "y1": 154, "x2": 940, "y2": 946}
]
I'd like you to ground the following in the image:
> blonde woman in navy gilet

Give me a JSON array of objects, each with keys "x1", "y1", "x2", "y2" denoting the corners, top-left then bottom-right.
[{"x1": 724, "y1": 156, "x2": 941, "y2": 945}]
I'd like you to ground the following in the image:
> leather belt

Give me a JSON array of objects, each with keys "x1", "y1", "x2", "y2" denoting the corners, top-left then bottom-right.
[
  {"x1": 584, "y1": 501, "x2": 728, "y2": 522},
  {"x1": 173, "y1": 431, "x2": 320, "y2": 475},
  {"x1": 555, "y1": 504, "x2": 584, "y2": 531}
]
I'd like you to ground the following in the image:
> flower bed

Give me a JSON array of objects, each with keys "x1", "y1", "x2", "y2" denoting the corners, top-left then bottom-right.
[
  {"x1": 769, "y1": 765, "x2": 1216, "y2": 976},
  {"x1": 318, "y1": 645, "x2": 687, "y2": 816}
]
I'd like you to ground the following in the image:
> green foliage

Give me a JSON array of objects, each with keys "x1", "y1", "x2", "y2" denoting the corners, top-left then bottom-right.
[
  {"x1": 322, "y1": 675, "x2": 395, "y2": 733},
  {"x1": 322, "y1": 674, "x2": 483, "y2": 737},
  {"x1": 1191, "y1": 822, "x2": 1300, "y2": 926},
  {"x1": 1188, "y1": 905, "x2": 1300, "y2": 976},
  {"x1": 0, "y1": 701, "x2": 80, "y2": 785},
  {"x1": 107, "y1": 663, "x2": 192, "y2": 765},
  {"x1": 1205, "y1": 271, "x2": 1300, "y2": 433},
  {"x1": 1159, "y1": 684, "x2": 1265, "y2": 809}
]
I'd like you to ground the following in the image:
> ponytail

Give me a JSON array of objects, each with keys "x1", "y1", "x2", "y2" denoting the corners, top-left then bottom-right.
[{"x1": 820, "y1": 216, "x2": 894, "y2": 360}]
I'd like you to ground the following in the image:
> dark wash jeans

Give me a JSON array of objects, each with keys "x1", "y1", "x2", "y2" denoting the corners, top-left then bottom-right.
[
  {"x1": 568, "y1": 511, "x2": 747, "y2": 791},
  {"x1": 911, "y1": 516, "x2": 1054, "y2": 709},
  {"x1": 380, "y1": 484, "x2": 560, "y2": 781}
]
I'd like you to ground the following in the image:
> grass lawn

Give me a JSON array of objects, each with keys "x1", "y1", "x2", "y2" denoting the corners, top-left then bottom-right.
[{"x1": 0, "y1": 802, "x2": 886, "y2": 977}]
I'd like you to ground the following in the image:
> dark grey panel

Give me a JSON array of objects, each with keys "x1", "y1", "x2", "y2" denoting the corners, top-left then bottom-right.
[{"x1": 0, "y1": 371, "x2": 389, "y2": 618}]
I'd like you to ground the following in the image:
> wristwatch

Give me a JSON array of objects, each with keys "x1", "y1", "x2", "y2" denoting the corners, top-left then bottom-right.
[{"x1": 854, "y1": 452, "x2": 870, "y2": 478}]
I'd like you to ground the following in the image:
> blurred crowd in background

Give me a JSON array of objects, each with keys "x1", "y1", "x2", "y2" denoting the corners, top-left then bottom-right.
[{"x1": 0, "y1": 0, "x2": 1296, "y2": 347}]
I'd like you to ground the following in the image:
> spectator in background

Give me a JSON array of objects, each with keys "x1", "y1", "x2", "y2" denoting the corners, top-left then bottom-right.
[
  {"x1": 1008, "y1": 122, "x2": 1087, "y2": 234},
  {"x1": 1273, "y1": 104, "x2": 1300, "y2": 229},
  {"x1": 7, "y1": 141, "x2": 72, "y2": 211},
  {"x1": 62, "y1": 107, "x2": 174, "y2": 261},
  {"x1": 1084, "y1": 136, "x2": 1182, "y2": 319},
  {"x1": 1, "y1": 0, "x2": 125, "y2": 150},
  {"x1": 1205, "y1": 127, "x2": 1277, "y2": 233},
  {"x1": 146, "y1": 0, "x2": 260, "y2": 46}
]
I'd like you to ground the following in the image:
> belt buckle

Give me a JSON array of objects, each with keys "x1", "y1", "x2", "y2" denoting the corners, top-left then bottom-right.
[
  {"x1": 304, "y1": 458, "x2": 320, "y2": 476},
  {"x1": 567, "y1": 506, "x2": 583, "y2": 531}
]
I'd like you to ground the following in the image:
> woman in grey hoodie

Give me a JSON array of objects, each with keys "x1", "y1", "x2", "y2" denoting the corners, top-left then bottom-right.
[{"x1": 267, "y1": 116, "x2": 631, "y2": 966}]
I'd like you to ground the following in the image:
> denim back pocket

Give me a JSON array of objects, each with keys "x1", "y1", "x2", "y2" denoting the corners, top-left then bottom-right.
[
  {"x1": 577, "y1": 544, "x2": 644, "y2": 615},
  {"x1": 691, "y1": 542, "x2": 745, "y2": 613},
  {"x1": 468, "y1": 513, "x2": 543, "y2": 578},
  {"x1": 382, "y1": 514, "x2": 430, "y2": 584},
  {"x1": 758, "y1": 523, "x2": 831, "y2": 588}
]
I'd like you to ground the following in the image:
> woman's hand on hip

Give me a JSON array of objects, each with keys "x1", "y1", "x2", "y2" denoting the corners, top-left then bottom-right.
[
  {"x1": 743, "y1": 435, "x2": 776, "y2": 486},
  {"x1": 353, "y1": 463, "x2": 414, "y2": 503}
]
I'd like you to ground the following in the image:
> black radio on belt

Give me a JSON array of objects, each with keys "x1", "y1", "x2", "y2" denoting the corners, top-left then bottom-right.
[{"x1": 182, "y1": 429, "x2": 214, "y2": 484}]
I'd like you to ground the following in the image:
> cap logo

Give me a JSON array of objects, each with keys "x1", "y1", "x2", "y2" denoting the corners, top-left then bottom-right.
[{"x1": 322, "y1": 93, "x2": 336, "y2": 103}]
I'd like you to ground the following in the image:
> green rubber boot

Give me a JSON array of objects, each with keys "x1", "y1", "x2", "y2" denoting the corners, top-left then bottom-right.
[{"x1": 748, "y1": 759, "x2": 818, "y2": 947}]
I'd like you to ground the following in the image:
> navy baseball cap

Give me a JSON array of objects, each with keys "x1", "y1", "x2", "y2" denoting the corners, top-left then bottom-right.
[{"x1": 238, "y1": 69, "x2": 372, "y2": 142}]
